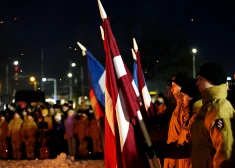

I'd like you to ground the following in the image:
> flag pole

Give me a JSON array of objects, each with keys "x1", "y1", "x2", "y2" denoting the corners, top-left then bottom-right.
[
  {"x1": 77, "y1": 42, "x2": 87, "y2": 56},
  {"x1": 132, "y1": 48, "x2": 162, "y2": 168}
]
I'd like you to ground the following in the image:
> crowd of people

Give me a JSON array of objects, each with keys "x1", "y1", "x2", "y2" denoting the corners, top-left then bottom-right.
[
  {"x1": 0, "y1": 62, "x2": 235, "y2": 168},
  {"x1": 0, "y1": 97, "x2": 103, "y2": 160},
  {"x1": 150, "y1": 62, "x2": 235, "y2": 168}
]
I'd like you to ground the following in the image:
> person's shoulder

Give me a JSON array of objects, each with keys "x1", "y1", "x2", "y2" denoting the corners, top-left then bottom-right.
[{"x1": 212, "y1": 98, "x2": 234, "y2": 118}]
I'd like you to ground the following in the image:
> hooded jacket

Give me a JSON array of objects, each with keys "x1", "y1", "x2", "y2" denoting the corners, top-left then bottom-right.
[{"x1": 191, "y1": 84, "x2": 235, "y2": 168}]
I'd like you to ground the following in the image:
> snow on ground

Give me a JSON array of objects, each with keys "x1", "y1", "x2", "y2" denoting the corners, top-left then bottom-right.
[{"x1": 0, "y1": 153, "x2": 105, "y2": 168}]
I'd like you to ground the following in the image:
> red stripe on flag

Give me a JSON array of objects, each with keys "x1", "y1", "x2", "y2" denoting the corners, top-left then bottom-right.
[{"x1": 89, "y1": 89, "x2": 104, "y2": 119}]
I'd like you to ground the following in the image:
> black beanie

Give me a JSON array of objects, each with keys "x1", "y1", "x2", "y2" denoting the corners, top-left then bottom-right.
[
  {"x1": 0, "y1": 111, "x2": 6, "y2": 117},
  {"x1": 181, "y1": 79, "x2": 201, "y2": 102},
  {"x1": 197, "y1": 62, "x2": 227, "y2": 85},
  {"x1": 27, "y1": 112, "x2": 34, "y2": 118},
  {"x1": 172, "y1": 71, "x2": 194, "y2": 87}
]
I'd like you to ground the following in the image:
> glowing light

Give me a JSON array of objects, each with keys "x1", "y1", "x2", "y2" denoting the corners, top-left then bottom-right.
[
  {"x1": 71, "y1": 63, "x2": 76, "y2": 67},
  {"x1": 42, "y1": 78, "x2": 47, "y2": 82},
  {"x1": 30, "y1": 76, "x2": 35, "y2": 82},
  {"x1": 227, "y1": 77, "x2": 232, "y2": 81},
  {"x1": 14, "y1": 61, "x2": 19, "y2": 65},
  {"x1": 192, "y1": 48, "x2": 197, "y2": 54},
  {"x1": 68, "y1": 73, "x2": 72, "y2": 78}
]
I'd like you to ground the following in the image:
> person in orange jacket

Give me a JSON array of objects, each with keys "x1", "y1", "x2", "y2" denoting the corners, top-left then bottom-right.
[
  {"x1": 0, "y1": 111, "x2": 8, "y2": 159},
  {"x1": 21, "y1": 113, "x2": 38, "y2": 159},
  {"x1": 74, "y1": 112, "x2": 89, "y2": 158},
  {"x1": 164, "y1": 71, "x2": 194, "y2": 168},
  {"x1": 8, "y1": 111, "x2": 23, "y2": 159},
  {"x1": 191, "y1": 63, "x2": 235, "y2": 168},
  {"x1": 88, "y1": 114, "x2": 103, "y2": 154},
  {"x1": 176, "y1": 79, "x2": 202, "y2": 168}
]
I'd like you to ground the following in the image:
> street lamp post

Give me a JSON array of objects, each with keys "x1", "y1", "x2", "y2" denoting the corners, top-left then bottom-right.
[
  {"x1": 68, "y1": 73, "x2": 73, "y2": 100},
  {"x1": 192, "y1": 48, "x2": 197, "y2": 78},
  {"x1": 42, "y1": 78, "x2": 57, "y2": 100},
  {"x1": 30, "y1": 76, "x2": 36, "y2": 91},
  {"x1": 6, "y1": 65, "x2": 8, "y2": 94}
]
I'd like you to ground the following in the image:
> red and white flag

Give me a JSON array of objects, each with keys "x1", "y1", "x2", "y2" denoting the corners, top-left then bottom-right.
[
  {"x1": 132, "y1": 40, "x2": 156, "y2": 119},
  {"x1": 98, "y1": 1, "x2": 150, "y2": 168}
]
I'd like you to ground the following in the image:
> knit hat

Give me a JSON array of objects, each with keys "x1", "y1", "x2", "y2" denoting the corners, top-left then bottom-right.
[
  {"x1": 42, "y1": 109, "x2": 49, "y2": 116},
  {"x1": 181, "y1": 79, "x2": 201, "y2": 102},
  {"x1": 27, "y1": 112, "x2": 34, "y2": 118},
  {"x1": 172, "y1": 71, "x2": 194, "y2": 87},
  {"x1": 197, "y1": 62, "x2": 227, "y2": 85},
  {"x1": 0, "y1": 111, "x2": 6, "y2": 117}
]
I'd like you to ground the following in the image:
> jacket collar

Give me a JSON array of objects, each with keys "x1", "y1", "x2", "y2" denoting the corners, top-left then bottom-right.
[{"x1": 200, "y1": 84, "x2": 227, "y2": 104}]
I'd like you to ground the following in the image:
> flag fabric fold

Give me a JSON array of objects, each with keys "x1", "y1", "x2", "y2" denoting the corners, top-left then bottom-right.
[
  {"x1": 102, "y1": 18, "x2": 150, "y2": 168},
  {"x1": 134, "y1": 50, "x2": 155, "y2": 119},
  {"x1": 87, "y1": 50, "x2": 105, "y2": 119},
  {"x1": 86, "y1": 50, "x2": 105, "y2": 148}
]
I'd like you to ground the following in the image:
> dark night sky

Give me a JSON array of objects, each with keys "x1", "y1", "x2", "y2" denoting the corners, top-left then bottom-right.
[{"x1": 0, "y1": 0, "x2": 235, "y2": 93}]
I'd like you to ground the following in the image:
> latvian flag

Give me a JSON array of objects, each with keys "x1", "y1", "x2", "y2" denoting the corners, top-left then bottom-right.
[
  {"x1": 101, "y1": 9, "x2": 150, "y2": 168},
  {"x1": 133, "y1": 49, "x2": 155, "y2": 119}
]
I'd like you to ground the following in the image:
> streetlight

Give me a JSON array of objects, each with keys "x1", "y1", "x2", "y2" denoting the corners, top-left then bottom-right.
[
  {"x1": 71, "y1": 63, "x2": 76, "y2": 67},
  {"x1": 42, "y1": 78, "x2": 57, "y2": 100},
  {"x1": 68, "y1": 73, "x2": 73, "y2": 100},
  {"x1": 14, "y1": 61, "x2": 19, "y2": 66},
  {"x1": 192, "y1": 48, "x2": 197, "y2": 78},
  {"x1": 30, "y1": 76, "x2": 37, "y2": 91},
  {"x1": 68, "y1": 73, "x2": 72, "y2": 78}
]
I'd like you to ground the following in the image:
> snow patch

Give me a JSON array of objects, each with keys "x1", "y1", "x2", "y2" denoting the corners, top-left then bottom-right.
[{"x1": 0, "y1": 153, "x2": 104, "y2": 168}]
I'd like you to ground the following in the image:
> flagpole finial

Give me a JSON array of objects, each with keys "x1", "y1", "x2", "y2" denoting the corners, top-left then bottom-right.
[
  {"x1": 77, "y1": 42, "x2": 87, "y2": 56},
  {"x1": 98, "y1": 0, "x2": 107, "y2": 19},
  {"x1": 82, "y1": 51, "x2": 86, "y2": 56},
  {"x1": 100, "y1": 26, "x2": 104, "y2": 40},
  {"x1": 131, "y1": 49, "x2": 137, "y2": 60},
  {"x1": 133, "y1": 38, "x2": 138, "y2": 51}
]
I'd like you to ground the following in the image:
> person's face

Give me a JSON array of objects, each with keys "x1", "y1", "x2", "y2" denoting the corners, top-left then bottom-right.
[
  {"x1": 9, "y1": 106, "x2": 15, "y2": 111},
  {"x1": 27, "y1": 115, "x2": 32, "y2": 120},
  {"x1": 49, "y1": 107, "x2": 55, "y2": 115},
  {"x1": 0, "y1": 116, "x2": 5, "y2": 121},
  {"x1": 27, "y1": 107, "x2": 32, "y2": 113},
  {"x1": 165, "y1": 86, "x2": 173, "y2": 99},
  {"x1": 14, "y1": 113, "x2": 19, "y2": 118},
  {"x1": 62, "y1": 106, "x2": 68, "y2": 112},
  {"x1": 182, "y1": 93, "x2": 193, "y2": 109},
  {"x1": 55, "y1": 116, "x2": 61, "y2": 122},
  {"x1": 68, "y1": 111, "x2": 73, "y2": 117},
  {"x1": 171, "y1": 82, "x2": 181, "y2": 97},
  {"x1": 196, "y1": 75, "x2": 214, "y2": 91}
]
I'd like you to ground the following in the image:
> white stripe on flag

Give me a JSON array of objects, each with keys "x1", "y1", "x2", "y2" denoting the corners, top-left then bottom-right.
[
  {"x1": 142, "y1": 85, "x2": 152, "y2": 111},
  {"x1": 132, "y1": 80, "x2": 142, "y2": 106},
  {"x1": 105, "y1": 88, "x2": 115, "y2": 135},
  {"x1": 116, "y1": 90, "x2": 130, "y2": 151},
  {"x1": 113, "y1": 56, "x2": 127, "y2": 78},
  {"x1": 99, "y1": 71, "x2": 106, "y2": 93}
]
